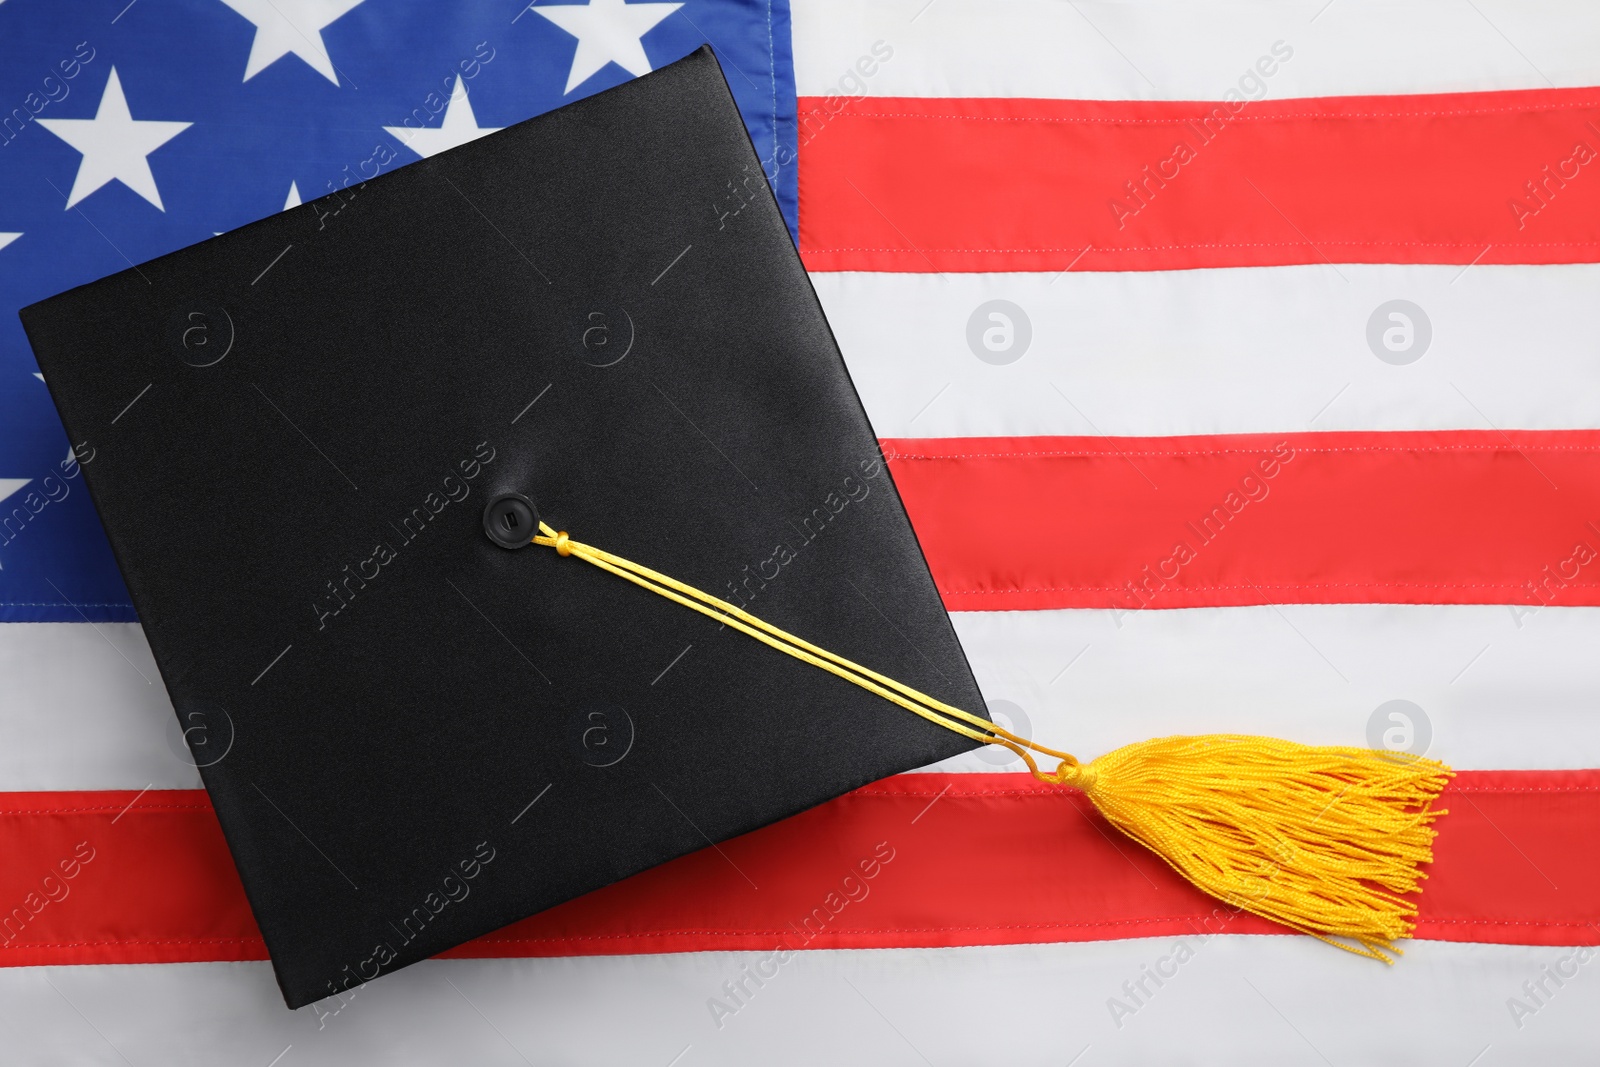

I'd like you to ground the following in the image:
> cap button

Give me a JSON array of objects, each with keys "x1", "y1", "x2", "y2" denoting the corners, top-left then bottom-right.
[{"x1": 483, "y1": 492, "x2": 538, "y2": 549}]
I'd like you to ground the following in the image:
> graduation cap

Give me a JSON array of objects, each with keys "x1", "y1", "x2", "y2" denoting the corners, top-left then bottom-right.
[{"x1": 22, "y1": 48, "x2": 1452, "y2": 1009}]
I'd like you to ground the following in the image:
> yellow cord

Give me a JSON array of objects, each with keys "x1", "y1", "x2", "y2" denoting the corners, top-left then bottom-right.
[
  {"x1": 533, "y1": 523, "x2": 1081, "y2": 781},
  {"x1": 530, "y1": 521, "x2": 1453, "y2": 963}
]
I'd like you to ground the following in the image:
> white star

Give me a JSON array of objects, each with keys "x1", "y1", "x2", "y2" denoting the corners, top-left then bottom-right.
[
  {"x1": 531, "y1": 0, "x2": 683, "y2": 94},
  {"x1": 385, "y1": 77, "x2": 502, "y2": 159},
  {"x1": 219, "y1": 0, "x2": 365, "y2": 85},
  {"x1": 0, "y1": 381, "x2": 62, "y2": 528},
  {"x1": 0, "y1": 478, "x2": 24, "y2": 566},
  {"x1": 0, "y1": 233, "x2": 19, "y2": 252},
  {"x1": 38, "y1": 69, "x2": 191, "y2": 211}
]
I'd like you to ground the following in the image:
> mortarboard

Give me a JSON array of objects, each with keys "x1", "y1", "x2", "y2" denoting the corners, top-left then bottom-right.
[
  {"x1": 21, "y1": 46, "x2": 988, "y2": 1008},
  {"x1": 22, "y1": 46, "x2": 1452, "y2": 1009}
]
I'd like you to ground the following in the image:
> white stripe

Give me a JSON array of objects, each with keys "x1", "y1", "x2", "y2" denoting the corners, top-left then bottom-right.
[
  {"x1": 2, "y1": 939, "x2": 1593, "y2": 1064},
  {"x1": 794, "y1": 0, "x2": 1600, "y2": 99},
  {"x1": 6, "y1": 604, "x2": 1597, "y2": 790},
  {"x1": 0, "y1": 623, "x2": 199, "y2": 791},
  {"x1": 927, "y1": 604, "x2": 1600, "y2": 773},
  {"x1": 816, "y1": 264, "x2": 1600, "y2": 439}
]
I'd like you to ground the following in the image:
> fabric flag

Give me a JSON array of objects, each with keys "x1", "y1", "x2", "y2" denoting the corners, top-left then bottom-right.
[{"x1": 2, "y1": 0, "x2": 1598, "y2": 1064}]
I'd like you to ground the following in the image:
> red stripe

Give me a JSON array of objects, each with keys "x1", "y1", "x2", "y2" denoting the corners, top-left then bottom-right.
[
  {"x1": 797, "y1": 88, "x2": 1600, "y2": 272},
  {"x1": 882, "y1": 430, "x2": 1600, "y2": 611},
  {"x1": 1, "y1": 771, "x2": 1594, "y2": 966},
  {"x1": 0, "y1": 793, "x2": 261, "y2": 966}
]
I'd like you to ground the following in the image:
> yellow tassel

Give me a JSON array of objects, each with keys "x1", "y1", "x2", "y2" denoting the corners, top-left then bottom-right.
[
  {"x1": 1051, "y1": 735, "x2": 1451, "y2": 962},
  {"x1": 528, "y1": 522, "x2": 1454, "y2": 962}
]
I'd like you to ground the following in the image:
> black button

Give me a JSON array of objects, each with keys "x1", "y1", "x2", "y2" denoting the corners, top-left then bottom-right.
[{"x1": 483, "y1": 492, "x2": 539, "y2": 549}]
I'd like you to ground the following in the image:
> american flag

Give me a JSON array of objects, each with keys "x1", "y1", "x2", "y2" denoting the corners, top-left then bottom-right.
[{"x1": 2, "y1": 0, "x2": 1598, "y2": 1063}]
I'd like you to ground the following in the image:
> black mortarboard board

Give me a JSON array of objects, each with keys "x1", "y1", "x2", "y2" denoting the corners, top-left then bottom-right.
[{"x1": 19, "y1": 47, "x2": 986, "y2": 1009}]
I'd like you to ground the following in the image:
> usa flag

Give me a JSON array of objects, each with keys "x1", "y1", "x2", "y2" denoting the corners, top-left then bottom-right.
[{"x1": 2, "y1": 1, "x2": 1598, "y2": 1063}]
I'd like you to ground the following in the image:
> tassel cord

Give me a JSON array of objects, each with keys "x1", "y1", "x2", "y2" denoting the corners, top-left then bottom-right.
[{"x1": 532, "y1": 522, "x2": 1084, "y2": 782}]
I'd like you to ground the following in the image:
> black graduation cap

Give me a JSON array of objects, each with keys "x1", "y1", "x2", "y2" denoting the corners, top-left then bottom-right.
[{"x1": 20, "y1": 47, "x2": 987, "y2": 1008}]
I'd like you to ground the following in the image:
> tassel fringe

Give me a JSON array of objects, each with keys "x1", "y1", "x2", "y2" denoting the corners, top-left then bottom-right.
[{"x1": 1058, "y1": 735, "x2": 1452, "y2": 962}]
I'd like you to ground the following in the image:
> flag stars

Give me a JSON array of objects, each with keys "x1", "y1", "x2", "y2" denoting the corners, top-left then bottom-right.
[
  {"x1": 219, "y1": 0, "x2": 366, "y2": 85},
  {"x1": 385, "y1": 77, "x2": 502, "y2": 159},
  {"x1": 38, "y1": 68, "x2": 191, "y2": 211},
  {"x1": 531, "y1": 0, "x2": 684, "y2": 94},
  {"x1": 0, "y1": 476, "x2": 28, "y2": 563}
]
